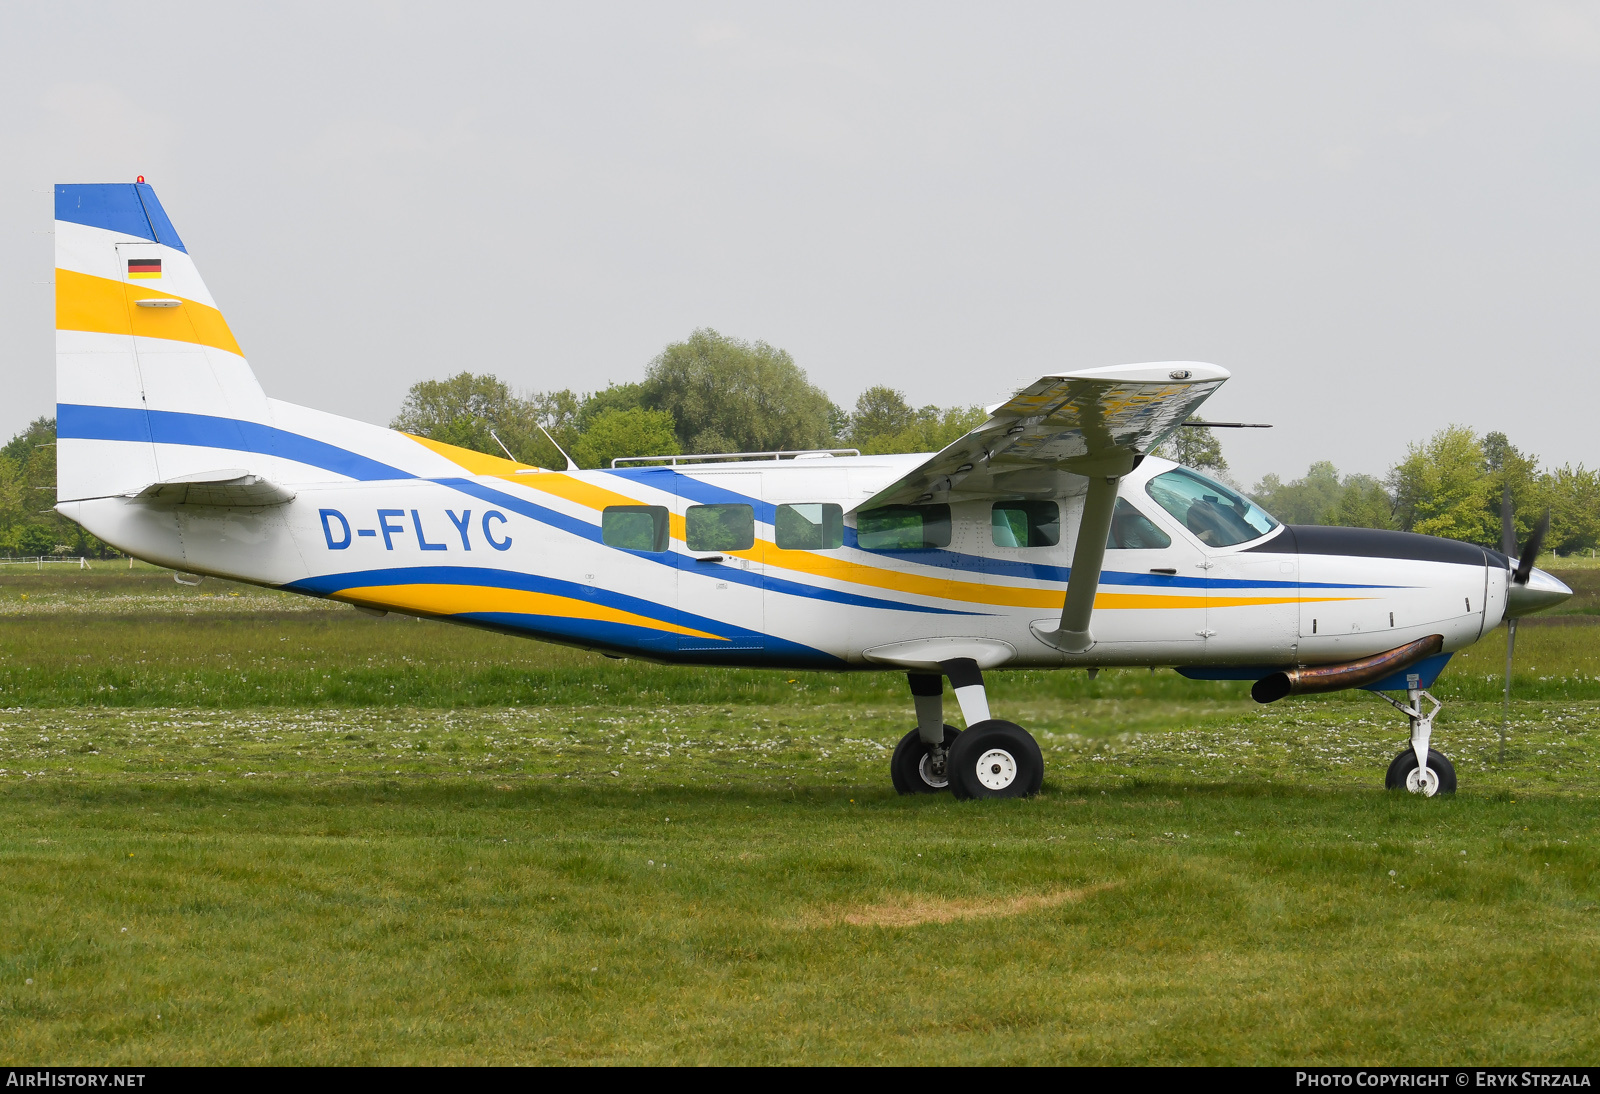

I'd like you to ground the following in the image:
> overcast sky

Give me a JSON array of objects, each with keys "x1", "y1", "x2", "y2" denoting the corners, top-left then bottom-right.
[{"x1": 3, "y1": 2, "x2": 1597, "y2": 487}]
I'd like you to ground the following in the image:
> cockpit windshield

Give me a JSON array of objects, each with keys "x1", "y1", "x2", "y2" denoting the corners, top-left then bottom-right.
[{"x1": 1144, "y1": 467, "x2": 1278, "y2": 547}]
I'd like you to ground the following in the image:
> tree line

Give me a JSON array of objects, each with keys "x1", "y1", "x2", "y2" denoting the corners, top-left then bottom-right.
[
  {"x1": 3, "y1": 327, "x2": 1595, "y2": 557},
  {"x1": 388, "y1": 327, "x2": 985, "y2": 469},
  {"x1": 1251, "y1": 427, "x2": 1600, "y2": 555}
]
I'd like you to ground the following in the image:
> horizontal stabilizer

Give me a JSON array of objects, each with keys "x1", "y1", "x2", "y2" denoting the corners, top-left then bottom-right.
[{"x1": 133, "y1": 470, "x2": 296, "y2": 507}]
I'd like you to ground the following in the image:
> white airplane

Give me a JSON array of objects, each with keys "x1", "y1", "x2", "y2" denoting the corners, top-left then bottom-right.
[{"x1": 52, "y1": 181, "x2": 1573, "y2": 799}]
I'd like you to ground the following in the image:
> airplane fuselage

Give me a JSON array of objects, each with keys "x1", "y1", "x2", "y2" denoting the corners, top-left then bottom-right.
[{"x1": 60, "y1": 445, "x2": 1510, "y2": 684}]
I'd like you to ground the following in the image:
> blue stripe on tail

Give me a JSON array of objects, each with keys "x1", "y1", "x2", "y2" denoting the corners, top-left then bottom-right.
[{"x1": 56, "y1": 183, "x2": 187, "y2": 252}]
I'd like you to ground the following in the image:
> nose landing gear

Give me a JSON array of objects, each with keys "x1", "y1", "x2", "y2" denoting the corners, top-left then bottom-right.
[{"x1": 1378, "y1": 685, "x2": 1456, "y2": 796}]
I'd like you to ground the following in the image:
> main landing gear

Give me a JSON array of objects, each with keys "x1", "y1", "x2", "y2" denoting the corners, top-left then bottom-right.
[
  {"x1": 1378, "y1": 685, "x2": 1457, "y2": 796},
  {"x1": 890, "y1": 659, "x2": 1044, "y2": 799}
]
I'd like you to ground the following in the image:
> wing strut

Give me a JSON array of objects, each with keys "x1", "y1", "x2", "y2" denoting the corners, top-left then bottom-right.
[{"x1": 1030, "y1": 453, "x2": 1135, "y2": 654}]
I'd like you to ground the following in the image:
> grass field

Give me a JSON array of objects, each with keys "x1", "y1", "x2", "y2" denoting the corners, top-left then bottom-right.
[{"x1": 2, "y1": 568, "x2": 1598, "y2": 1063}]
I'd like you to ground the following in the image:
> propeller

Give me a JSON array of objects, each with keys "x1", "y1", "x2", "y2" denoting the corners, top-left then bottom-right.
[
  {"x1": 1513, "y1": 510, "x2": 1550, "y2": 586},
  {"x1": 1500, "y1": 486, "x2": 1552, "y2": 764}
]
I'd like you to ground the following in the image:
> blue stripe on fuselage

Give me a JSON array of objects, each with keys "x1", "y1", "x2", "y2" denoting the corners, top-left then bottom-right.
[
  {"x1": 456, "y1": 611, "x2": 844, "y2": 667},
  {"x1": 63, "y1": 404, "x2": 1404, "y2": 598},
  {"x1": 609, "y1": 467, "x2": 1399, "y2": 591}
]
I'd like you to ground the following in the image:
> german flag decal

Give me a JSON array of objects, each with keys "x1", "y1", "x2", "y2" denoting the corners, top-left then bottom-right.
[{"x1": 127, "y1": 258, "x2": 162, "y2": 279}]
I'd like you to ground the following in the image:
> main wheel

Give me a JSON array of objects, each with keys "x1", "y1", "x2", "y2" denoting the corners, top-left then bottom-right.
[
  {"x1": 946, "y1": 720, "x2": 1044, "y2": 800},
  {"x1": 891, "y1": 724, "x2": 961, "y2": 794},
  {"x1": 1385, "y1": 748, "x2": 1457, "y2": 796}
]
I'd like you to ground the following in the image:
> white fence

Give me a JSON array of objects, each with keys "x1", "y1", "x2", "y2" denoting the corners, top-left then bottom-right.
[{"x1": 0, "y1": 556, "x2": 93, "y2": 569}]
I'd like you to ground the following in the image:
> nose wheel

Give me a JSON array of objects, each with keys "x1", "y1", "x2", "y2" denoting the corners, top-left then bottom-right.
[{"x1": 1385, "y1": 747, "x2": 1456, "y2": 796}]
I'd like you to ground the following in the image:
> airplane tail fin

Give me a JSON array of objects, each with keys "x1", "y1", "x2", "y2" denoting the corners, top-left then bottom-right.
[{"x1": 54, "y1": 181, "x2": 274, "y2": 501}]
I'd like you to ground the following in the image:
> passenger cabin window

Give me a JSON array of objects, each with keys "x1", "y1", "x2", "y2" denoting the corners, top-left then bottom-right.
[
  {"x1": 686, "y1": 504, "x2": 755, "y2": 552},
  {"x1": 601, "y1": 505, "x2": 669, "y2": 552},
  {"x1": 1105, "y1": 498, "x2": 1172, "y2": 549},
  {"x1": 1145, "y1": 468, "x2": 1278, "y2": 547},
  {"x1": 775, "y1": 503, "x2": 843, "y2": 550},
  {"x1": 991, "y1": 501, "x2": 1059, "y2": 547},
  {"x1": 857, "y1": 504, "x2": 951, "y2": 550}
]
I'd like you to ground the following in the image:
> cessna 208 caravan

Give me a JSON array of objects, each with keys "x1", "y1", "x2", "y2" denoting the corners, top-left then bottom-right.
[{"x1": 51, "y1": 181, "x2": 1574, "y2": 798}]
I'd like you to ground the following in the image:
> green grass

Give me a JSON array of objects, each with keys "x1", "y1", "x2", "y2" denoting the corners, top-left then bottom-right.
[
  {"x1": 2, "y1": 567, "x2": 1598, "y2": 1062},
  {"x1": 0, "y1": 610, "x2": 1596, "y2": 707},
  {"x1": 1538, "y1": 552, "x2": 1600, "y2": 572}
]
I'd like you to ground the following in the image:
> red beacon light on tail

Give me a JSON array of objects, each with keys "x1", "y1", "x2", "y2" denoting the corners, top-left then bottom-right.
[{"x1": 136, "y1": 176, "x2": 145, "y2": 184}]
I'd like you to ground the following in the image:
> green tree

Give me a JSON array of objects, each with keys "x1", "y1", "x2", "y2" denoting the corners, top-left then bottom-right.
[
  {"x1": 1388, "y1": 425, "x2": 1494, "y2": 542},
  {"x1": 1155, "y1": 420, "x2": 1227, "y2": 472},
  {"x1": 390, "y1": 373, "x2": 547, "y2": 464},
  {"x1": 577, "y1": 383, "x2": 647, "y2": 429},
  {"x1": 569, "y1": 408, "x2": 681, "y2": 470},
  {"x1": 1482, "y1": 431, "x2": 1545, "y2": 550},
  {"x1": 1545, "y1": 464, "x2": 1600, "y2": 556},
  {"x1": 1250, "y1": 461, "x2": 1342, "y2": 524},
  {"x1": 1330, "y1": 474, "x2": 1396, "y2": 530},
  {"x1": 847, "y1": 386, "x2": 918, "y2": 446},
  {"x1": 1249, "y1": 462, "x2": 1395, "y2": 529},
  {"x1": 845, "y1": 386, "x2": 985, "y2": 455},
  {"x1": 0, "y1": 417, "x2": 108, "y2": 558},
  {"x1": 641, "y1": 329, "x2": 839, "y2": 454}
]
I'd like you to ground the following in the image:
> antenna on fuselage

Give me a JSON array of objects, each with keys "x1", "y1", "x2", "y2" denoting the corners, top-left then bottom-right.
[
  {"x1": 489, "y1": 429, "x2": 519, "y2": 462},
  {"x1": 538, "y1": 426, "x2": 580, "y2": 472}
]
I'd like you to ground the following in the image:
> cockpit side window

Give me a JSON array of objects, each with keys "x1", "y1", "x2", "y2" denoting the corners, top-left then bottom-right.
[
  {"x1": 1144, "y1": 468, "x2": 1278, "y2": 547},
  {"x1": 1105, "y1": 498, "x2": 1172, "y2": 549}
]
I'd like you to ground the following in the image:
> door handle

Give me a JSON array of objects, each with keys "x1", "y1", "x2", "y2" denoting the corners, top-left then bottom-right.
[
  {"x1": 1149, "y1": 568, "x2": 1177, "y2": 575},
  {"x1": 695, "y1": 555, "x2": 725, "y2": 563}
]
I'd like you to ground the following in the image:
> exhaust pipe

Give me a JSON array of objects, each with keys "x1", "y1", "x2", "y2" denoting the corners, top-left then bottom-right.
[{"x1": 1251, "y1": 634, "x2": 1444, "y2": 704}]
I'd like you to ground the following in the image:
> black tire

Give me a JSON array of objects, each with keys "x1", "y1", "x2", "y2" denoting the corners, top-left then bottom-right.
[
  {"x1": 1385, "y1": 748, "x2": 1457, "y2": 796},
  {"x1": 947, "y1": 720, "x2": 1044, "y2": 800},
  {"x1": 891, "y1": 724, "x2": 961, "y2": 794}
]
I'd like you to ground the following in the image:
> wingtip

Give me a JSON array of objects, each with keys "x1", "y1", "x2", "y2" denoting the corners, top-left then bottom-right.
[{"x1": 1057, "y1": 362, "x2": 1230, "y2": 384}]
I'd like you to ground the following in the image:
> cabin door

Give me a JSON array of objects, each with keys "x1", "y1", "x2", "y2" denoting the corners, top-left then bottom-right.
[
  {"x1": 1085, "y1": 495, "x2": 1210, "y2": 660},
  {"x1": 674, "y1": 471, "x2": 766, "y2": 655}
]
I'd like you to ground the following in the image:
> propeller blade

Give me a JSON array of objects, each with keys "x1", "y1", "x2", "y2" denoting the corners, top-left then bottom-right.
[
  {"x1": 1501, "y1": 616, "x2": 1516, "y2": 764},
  {"x1": 1513, "y1": 509, "x2": 1551, "y2": 585},
  {"x1": 1501, "y1": 483, "x2": 1516, "y2": 557}
]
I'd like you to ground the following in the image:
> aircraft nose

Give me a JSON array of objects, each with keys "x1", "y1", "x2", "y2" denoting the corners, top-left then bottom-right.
[{"x1": 1506, "y1": 567, "x2": 1573, "y2": 618}]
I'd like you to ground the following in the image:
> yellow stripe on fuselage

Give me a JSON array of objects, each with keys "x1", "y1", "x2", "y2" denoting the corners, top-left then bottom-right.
[
  {"x1": 512, "y1": 472, "x2": 694, "y2": 540},
  {"x1": 405, "y1": 434, "x2": 533, "y2": 475},
  {"x1": 331, "y1": 583, "x2": 726, "y2": 641},
  {"x1": 485, "y1": 473, "x2": 1376, "y2": 612},
  {"x1": 55, "y1": 268, "x2": 243, "y2": 357},
  {"x1": 730, "y1": 547, "x2": 1369, "y2": 611}
]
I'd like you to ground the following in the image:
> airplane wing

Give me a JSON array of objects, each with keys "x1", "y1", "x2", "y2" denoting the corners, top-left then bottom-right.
[
  {"x1": 853, "y1": 362, "x2": 1228, "y2": 511},
  {"x1": 853, "y1": 362, "x2": 1230, "y2": 656}
]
